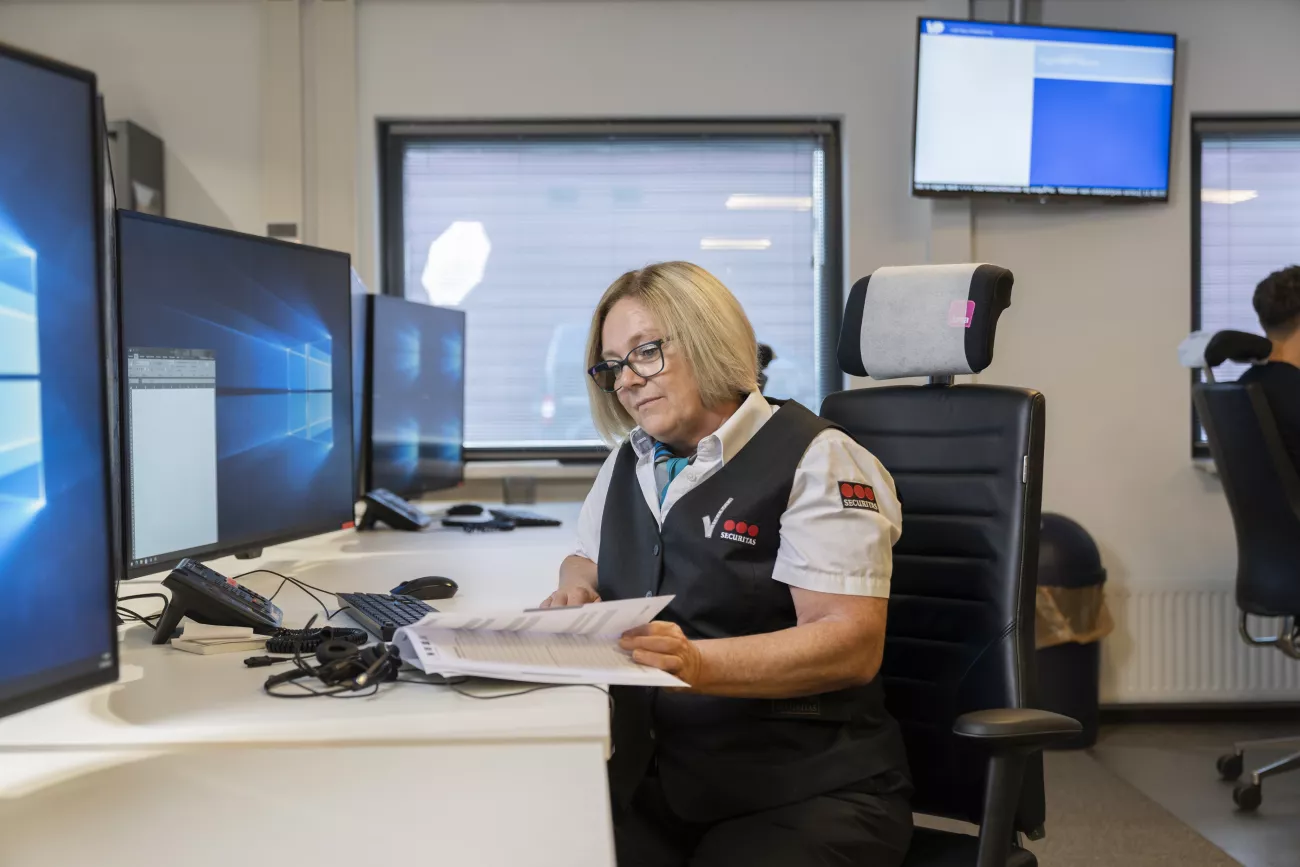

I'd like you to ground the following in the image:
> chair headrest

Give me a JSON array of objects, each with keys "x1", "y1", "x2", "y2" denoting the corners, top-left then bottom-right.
[
  {"x1": 837, "y1": 264, "x2": 1014, "y2": 380},
  {"x1": 1178, "y1": 330, "x2": 1272, "y2": 369}
]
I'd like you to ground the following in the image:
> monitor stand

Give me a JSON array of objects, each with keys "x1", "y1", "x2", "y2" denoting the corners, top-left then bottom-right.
[{"x1": 235, "y1": 548, "x2": 264, "y2": 560}]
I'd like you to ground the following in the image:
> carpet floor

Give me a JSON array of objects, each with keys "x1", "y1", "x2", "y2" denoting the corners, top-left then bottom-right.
[{"x1": 917, "y1": 749, "x2": 1241, "y2": 866}]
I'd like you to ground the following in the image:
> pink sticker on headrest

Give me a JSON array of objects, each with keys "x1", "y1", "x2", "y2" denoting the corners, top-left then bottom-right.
[{"x1": 948, "y1": 299, "x2": 975, "y2": 328}]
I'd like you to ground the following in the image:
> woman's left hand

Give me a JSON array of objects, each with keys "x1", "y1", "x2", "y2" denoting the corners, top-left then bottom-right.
[{"x1": 619, "y1": 621, "x2": 705, "y2": 689}]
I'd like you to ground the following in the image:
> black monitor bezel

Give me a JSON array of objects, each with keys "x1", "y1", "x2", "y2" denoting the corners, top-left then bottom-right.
[
  {"x1": 909, "y1": 16, "x2": 1179, "y2": 203},
  {"x1": 0, "y1": 41, "x2": 121, "y2": 721},
  {"x1": 362, "y1": 293, "x2": 466, "y2": 499},
  {"x1": 115, "y1": 210, "x2": 355, "y2": 579}
]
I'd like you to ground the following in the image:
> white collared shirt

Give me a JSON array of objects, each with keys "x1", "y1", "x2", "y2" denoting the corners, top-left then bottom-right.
[{"x1": 572, "y1": 392, "x2": 901, "y2": 598}]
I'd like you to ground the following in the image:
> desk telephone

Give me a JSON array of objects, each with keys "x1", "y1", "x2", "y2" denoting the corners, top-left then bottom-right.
[
  {"x1": 358, "y1": 488, "x2": 432, "y2": 532},
  {"x1": 151, "y1": 559, "x2": 284, "y2": 644}
]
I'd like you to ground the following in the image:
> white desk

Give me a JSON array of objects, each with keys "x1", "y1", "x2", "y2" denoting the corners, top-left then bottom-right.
[{"x1": 0, "y1": 504, "x2": 615, "y2": 867}]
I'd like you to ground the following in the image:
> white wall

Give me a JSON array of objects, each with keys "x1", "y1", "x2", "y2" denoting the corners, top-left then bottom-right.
[
  {"x1": 356, "y1": 0, "x2": 966, "y2": 293},
  {"x1": 0, "y1": 1, "x2": 265, "y2": 234}
]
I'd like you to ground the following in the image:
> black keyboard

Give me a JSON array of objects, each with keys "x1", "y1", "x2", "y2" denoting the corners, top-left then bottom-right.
[
  {"x1": 489, "y1": 507, "x2": 562, "y2": 527},
  {"x1": 338, "y1": 592, "x2": 436, "y2": 641}
]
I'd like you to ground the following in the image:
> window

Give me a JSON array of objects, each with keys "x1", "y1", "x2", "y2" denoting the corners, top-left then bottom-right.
[
  {"x1": 1191, "y1": 116, "x2": 1300, "y2": 456},
  {"x1": 381, "y1": 122, "x2": 842, "y2": 457},
  {"x1": 0, "y1": 240, "x2": 43, "y2": 504}
]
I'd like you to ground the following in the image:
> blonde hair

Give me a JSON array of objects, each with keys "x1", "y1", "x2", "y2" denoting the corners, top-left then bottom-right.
[{"x1": 585, "y1": 262, "x2": 759, "y2": 445}]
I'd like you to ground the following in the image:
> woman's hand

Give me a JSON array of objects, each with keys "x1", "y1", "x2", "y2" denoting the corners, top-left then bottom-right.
[
  {"x1": 539, "y1": 584, "x2": 601, "y2": 609},
  {"x1": 619, "y1": 621, "x2": 705, "y2": 689}
]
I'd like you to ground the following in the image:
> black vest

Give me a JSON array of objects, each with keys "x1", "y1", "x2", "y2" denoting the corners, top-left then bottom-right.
[{"x1": 598, "y1": 399, "x2": 908, "y2": 823}]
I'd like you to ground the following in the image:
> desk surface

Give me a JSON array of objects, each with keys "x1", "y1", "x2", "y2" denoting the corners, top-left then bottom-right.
[
  {"x1": 0, "y1": 503, "x2": 618, "y2": 867},
  {"x1": 0, "y1": 503, "x2": 601, "y2": 753}
]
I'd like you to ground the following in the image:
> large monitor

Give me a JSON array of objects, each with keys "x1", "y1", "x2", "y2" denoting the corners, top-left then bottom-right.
[
  {"x1": 912, "y1": 18, "x2": 1177, "y2": 200},
  {"x1": 363, "y1": 294, "x2": 465, "y2": 497},
  {"x1": 117, "y1": 212, "x2": 355, "y2": 576},
  {"x1": 0, "y1": 43, "x2": 120, "y2": 720}
]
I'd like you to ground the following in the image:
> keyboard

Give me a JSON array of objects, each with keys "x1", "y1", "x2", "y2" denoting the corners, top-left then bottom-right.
[
  {"x1": 489, "y1": 507, "x2": 562, "y2": 528},
  {"x1": 337, "y1": 592, "x2": 436, "y2": 641}
]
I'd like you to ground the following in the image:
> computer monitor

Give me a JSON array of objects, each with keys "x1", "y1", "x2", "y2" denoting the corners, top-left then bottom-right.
[
  {"x1": 363, "y1": 294, "x2": 465, "y2": 497},
  {"x1": 117, "y1": 212, "x2": 355, "y2": 577},
  {"x1": 0, "y1": 43, "x2": 120, "y2": 720},
  {"x1": 350, "y1": 268, "x2": 370, "y2": 501},
  {"x1": 912, "y1": 18, "x2": 1177, "y2": 200}
]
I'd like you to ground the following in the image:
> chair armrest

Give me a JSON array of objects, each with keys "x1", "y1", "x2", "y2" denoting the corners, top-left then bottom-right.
[
  {"x1": 954, "y1": 708, "x2": 1081, "y2": 751},
  {"x1": 955, "y1": 709, "x2": 1081, "y2": 867}
]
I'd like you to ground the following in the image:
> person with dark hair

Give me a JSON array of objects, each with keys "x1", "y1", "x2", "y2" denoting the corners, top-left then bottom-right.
[{"x1": 1239, "y1": 265, "x2": 1300, "y2": 470}]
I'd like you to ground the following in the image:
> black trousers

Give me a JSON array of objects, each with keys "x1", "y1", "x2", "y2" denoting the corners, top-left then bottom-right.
[{"x1": 613, "y1": 772, "x2": 913, "y2": 867}]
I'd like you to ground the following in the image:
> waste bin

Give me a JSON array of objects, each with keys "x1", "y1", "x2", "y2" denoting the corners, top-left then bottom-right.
[{"x1": 1036, "y1": 513, "x2": 1112, "y2": 749}]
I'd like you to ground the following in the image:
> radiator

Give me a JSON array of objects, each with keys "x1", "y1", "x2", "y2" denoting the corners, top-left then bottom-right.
[{"x1": 1099, "y1": 586, "x2": 1300, "y2": 704}]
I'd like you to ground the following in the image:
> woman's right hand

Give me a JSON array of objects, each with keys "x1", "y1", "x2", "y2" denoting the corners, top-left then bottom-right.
[{"x1": 539, "y1": 584, "x2": 601, "y2": 608}]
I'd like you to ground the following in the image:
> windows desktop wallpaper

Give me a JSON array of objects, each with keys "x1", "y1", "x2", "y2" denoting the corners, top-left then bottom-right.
[
  {"x1": 118, "y1": 213, "x2": 354, "y2": 564},
  {"x1": 0, "y1": 52, "x2": 116, "y2": 696}
]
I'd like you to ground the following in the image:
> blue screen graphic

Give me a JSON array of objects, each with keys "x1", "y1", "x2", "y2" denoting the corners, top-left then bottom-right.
[
  {"x1": 914, "y1": 19, "x2": 1176, "y2": 198},
  {"x1": 0, "y1": 51, "x2": 116, "y2": 706},
  {"x1": 119, "y1": 213, "x2": 354, "y2": 570},
  {"x1": 1028, "y1": 77, "x2": 1173, "y2": 191},
  {"x1": 368, "y1": 295, "x2": 465, "y2": 496}
]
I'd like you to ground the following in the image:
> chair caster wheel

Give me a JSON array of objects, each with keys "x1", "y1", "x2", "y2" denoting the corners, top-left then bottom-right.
[
  {"x1": 1233, "y1": 782, "x2": 1262, "y2": 812},
  {"x1": 1217, "y1": 753, "x2": 1243, "y2": 781}
]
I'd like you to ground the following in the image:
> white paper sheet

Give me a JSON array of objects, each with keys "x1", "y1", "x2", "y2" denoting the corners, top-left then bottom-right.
[{"x1": 392, "y1": 596, "x2": 686, "y2": 687}]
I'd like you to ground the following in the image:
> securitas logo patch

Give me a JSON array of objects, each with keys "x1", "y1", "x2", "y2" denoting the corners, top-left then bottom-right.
[
  {"x1": 702, "y1": 498, "x2": 758, "y2": 545},
  {"x1": 839, "y1": 481, "x2": 880, "y2": 512},
  {"x1": 719, "y1": 519, "x2": 759, "y2": 546}
]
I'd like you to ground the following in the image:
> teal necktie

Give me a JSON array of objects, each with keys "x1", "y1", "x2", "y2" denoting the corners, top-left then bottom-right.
[{"x1": 653, "y1": 442, "x2": 691, "y2": 505}]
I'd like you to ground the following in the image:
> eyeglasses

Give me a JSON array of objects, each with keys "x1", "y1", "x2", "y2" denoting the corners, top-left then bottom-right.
[{"x1": 588, "y1": 338, "x2": 670, "y2": 393}]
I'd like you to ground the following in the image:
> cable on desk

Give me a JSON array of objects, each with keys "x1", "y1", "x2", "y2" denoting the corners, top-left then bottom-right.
[
  {"x1": 230, "y1": 569, "x2": 343, "y2": 621},
  {"x1": 117, "y1": 592, "x2": 170, "y2": 630},
  {"x1": 117, "y1": 607, "x2": 160, "y2": 629}
]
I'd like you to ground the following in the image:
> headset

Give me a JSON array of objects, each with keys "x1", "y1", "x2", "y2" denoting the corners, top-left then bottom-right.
[{"x1": 261, "y1": 616, "x2": 402, "y2": 696}]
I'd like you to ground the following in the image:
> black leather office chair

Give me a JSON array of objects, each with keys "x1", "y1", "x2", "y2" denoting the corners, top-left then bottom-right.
[
  {"x1": 1184, "y1": 330, "x2": 1300, "y2": 812},
  {"x1": 821, "y1": 264, "x2": 1080, "y2": 867}
]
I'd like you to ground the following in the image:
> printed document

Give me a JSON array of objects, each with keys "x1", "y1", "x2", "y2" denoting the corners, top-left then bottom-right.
[{"x1": 391, "y1": 596, "x2": 686, "y2": 687}]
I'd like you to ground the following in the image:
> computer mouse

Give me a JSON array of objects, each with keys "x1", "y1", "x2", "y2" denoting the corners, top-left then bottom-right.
[
  {"x1": 392, "y1": 576, "x2": 459, "y2": 600},
  {"x1": 447, "y1": 504, "x2": 484, "y2": 516}
]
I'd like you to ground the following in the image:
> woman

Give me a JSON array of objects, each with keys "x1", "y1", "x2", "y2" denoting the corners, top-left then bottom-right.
[{"x1": 542, "y1": 262, "x2": 911, "y2": 867}]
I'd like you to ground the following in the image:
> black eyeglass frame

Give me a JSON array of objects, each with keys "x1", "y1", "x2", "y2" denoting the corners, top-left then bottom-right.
[{"x1": 587, "y1": 337, "x2": 671, "y2": 392}]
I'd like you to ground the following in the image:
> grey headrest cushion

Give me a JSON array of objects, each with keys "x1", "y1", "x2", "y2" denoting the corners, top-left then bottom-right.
[{"x1": 837, "y1": 264, "x2": 1014, "y2": 380}]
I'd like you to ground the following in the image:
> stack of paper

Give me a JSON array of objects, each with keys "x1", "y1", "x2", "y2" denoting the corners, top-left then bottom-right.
[
  {"x1": 392, "y1": 596, "x2": 686, "y2": 687},
  {"x1": 171, "y1": 621, "x2": 267, "y2": 655}
]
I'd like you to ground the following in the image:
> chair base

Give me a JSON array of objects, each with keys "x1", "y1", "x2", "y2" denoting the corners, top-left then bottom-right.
[
  {"x1": 903, "y1": 827, "x2": 1037, "y2": 867},
  {"x1": 1216, "y1": 737, "x2": 1300, "y2": 812},
  {"x1": 1237, "y1": 613, "x2": 1299, "y2": 659}
]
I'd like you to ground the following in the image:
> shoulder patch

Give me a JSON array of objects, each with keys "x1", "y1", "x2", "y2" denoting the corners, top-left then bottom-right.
[{"x1": 838, "y1": 481, "x2": 880, "y2": 512}]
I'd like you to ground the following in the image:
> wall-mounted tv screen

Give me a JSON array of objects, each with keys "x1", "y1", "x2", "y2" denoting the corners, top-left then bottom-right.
[{"x1": 912, "y1": 18, "x2": 1176, "y2": 200}]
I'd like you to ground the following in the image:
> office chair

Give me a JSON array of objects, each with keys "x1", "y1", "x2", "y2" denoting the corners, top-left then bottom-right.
[
  {"x1": 1183, "y1": 330, "x2": 1300, "y2": 812},
  {"x1": 821, "y1": 264, "x2": 1080, "y2": 867}
]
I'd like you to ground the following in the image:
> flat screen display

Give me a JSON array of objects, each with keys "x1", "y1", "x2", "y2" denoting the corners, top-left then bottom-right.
[
  {"x1": 913, "y1": 18, "x2": 1176, "y2": 199},
  {"x1": 118, "y1": 212, "x2": 354, "y2": 576},
  {"x1": 0, "y1": 44, "x2": 118, "y2": 719},
  {"x1": 366, "y1": 294, "x2": 465, "y2": 497}
]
